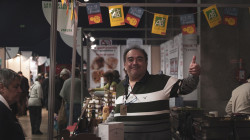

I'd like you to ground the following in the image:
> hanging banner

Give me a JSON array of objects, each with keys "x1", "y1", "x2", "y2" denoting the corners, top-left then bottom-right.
[
  {"x1": 89, "y1": 46, "x2": 120, "y2": 88},
  {"x1": 223, "y1": 8, "x2": 238, "y2": 26},
  {"x1": 42, "y1": 1, "x2": 74, "y2": 36},
  {"x1": 180, "y1": 14, "x2": 196, "y2": 35},
  {"x1": 6, "y1": 47, "x2": 19, "y2": 60},
  {"x1": 108, "y1": 5, "x2": 125, "y2": 27},
  {"x1": 86, "y1": 3, "x2": 103, "y2": 25},
  {"x1": 125, "y1": 7, "x2": 144, "y2": 27},
  {"x1": 203, "y1": 5, "x2": 222, "y2": 28},
  {"x1": 151, "y1": 13, "x2": 168, "y2": 35}
]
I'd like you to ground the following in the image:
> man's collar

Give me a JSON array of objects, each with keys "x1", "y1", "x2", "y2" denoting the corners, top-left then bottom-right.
[
  {"x1": 0, "y1": 94, "x2": 11, "y2": 110},
  {"x1": 123, "y1": 71, "x2": 150, "y2": 87}
]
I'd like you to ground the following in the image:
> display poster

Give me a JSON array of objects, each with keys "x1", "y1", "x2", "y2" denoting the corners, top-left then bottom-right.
[
  {"x1": 126, "y1": 38, "x2": 143, "y2": 47},
  {"x1": 89, "y1": 46, "x2": 120, "y2": 88},
  {"x1": 151, "y1": 13, "x2": 168, "y2": 35},
  {"x1": 168, "y1": 40, "x2": 179, "y2": 78},
  {"x1": 120, "y1": 45, "x2": 151, "y2": 80},
  {"x1": 203, "y1": 5, "x2": 222, "y2": 28},
  {"x1": 108, "y1": 5, "x2": 125, "y2": 27},
  {"x1": 174, "y1": 34, "x2": 183, "y2": 79},
  {"x1": 164, "y1": 40, "x2": 172, "y2": 75},
  {"x1": 42, "y1": 1, "x2": 74, "y2": 36},
  {"x1": 160, "y1": 43, "x2": 166, "y2": 74}
]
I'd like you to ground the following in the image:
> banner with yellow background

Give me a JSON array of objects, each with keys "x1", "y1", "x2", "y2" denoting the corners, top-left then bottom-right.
[
  {"x1": 151, "y1": 13, "x2": 168, "y2": 35},
  {"x1": 203, "y1": 5, "x2": 222, "y2": 28},
  {"x1": 108, "y1": 5, "x2": 125, "y2": 27}
]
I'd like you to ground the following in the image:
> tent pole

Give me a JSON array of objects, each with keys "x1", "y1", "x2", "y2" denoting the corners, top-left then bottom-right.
[
  {"x1": 47, "y1": 0, "x2": 57, "y2": 139},
  {"x1": 69, "y1": 2, "x2": 79, "y2": 126}
]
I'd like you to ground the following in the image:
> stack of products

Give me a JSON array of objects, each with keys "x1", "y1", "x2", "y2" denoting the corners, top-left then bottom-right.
[
  {"x1": 193, "y1": 115, "x2": 250, "y2": 139},
  {"x1": 84, "y1": 97, "x2": 103, "y2": 121},
  {"x1": 170, "y1": 107, "x2": 204, "y2": 140}
]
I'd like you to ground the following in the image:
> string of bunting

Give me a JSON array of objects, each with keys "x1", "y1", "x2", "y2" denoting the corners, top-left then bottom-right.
[{"x1": 63, "y1": 1, "x2": 249, "y2": 36}]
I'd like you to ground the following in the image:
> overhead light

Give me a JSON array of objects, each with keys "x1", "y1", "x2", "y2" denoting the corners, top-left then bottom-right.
[
  {"x1": 84, "y1": 0, "x2": 89, "y2": 2},
  {"x1": 91, "y1": 44, "x2": 97, "y2": 49},
  {"x1": 90, "y1": 37, "x2": 95, "y2": 42}
]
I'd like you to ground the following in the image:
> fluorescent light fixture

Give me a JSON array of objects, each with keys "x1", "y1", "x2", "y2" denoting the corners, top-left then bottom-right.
[
  {"x1": 91, "y1": 44, "x2": 97, "y2": 49},
  {"x1": 90, "y1": 37, "x2": 95, "y2": 42}
]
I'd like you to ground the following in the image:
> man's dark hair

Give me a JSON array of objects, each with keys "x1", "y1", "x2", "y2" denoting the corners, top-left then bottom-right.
[
  {"x1": 17, "y1": 71, "x2": 22, "y2": 75},
  {"x1": 0, "y1": 69, "x2": 21, "y2": 89},
  {"x1": 103, "y1": 71, "x2": 114, "y2": 86},
  {"x1": 123, "y1": 46, "x2": 148, "y2": 63}
]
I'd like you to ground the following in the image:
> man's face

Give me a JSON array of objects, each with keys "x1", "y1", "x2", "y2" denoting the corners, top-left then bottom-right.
[
  {"x1": 1, "y1": 78, "x2": 22, "y2": 105},
  {"x1": 124, "y1": 49, "x2": 147, "y2": 81}
]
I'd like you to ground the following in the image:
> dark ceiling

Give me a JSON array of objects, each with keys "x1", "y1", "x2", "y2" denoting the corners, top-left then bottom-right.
[{"x1": 0, "y1": 0, "x2": 196, "y2": 64}]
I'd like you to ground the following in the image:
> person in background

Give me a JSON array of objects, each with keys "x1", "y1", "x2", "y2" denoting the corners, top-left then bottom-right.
[
  {"x1": 30, "y1": 71, "x2": 34, "y2": 86},
  {"x1": 42, "y1": 72, "x2": 49, "y2": 109},
  {"x1": 17, "y1": 71, "x2": 29, "y2": 116},
  {"x1": 28, "y1": 75, "x2": 44, "y2": 135},
  {"x1": 55, "y1": 68, "x2": 70, "y2": 114},
  {"x1": 60, "y1": 68, "x2": 90, "y2": 127},
  {"x1": 225, "y1": 74, "x2": 250, "y2": 115},
  {"x1": 88, "y1": 71, "x2": 117, "y2": 92},
  {"x1": 114, "y1": 46, "x2": 200, "y2": 140},
  {"x1": 0, "y1": 69, "x2": 25, "y2": 140},
  {"x1": 113, "y1": 70, "x2": 121, "y2": 84}
]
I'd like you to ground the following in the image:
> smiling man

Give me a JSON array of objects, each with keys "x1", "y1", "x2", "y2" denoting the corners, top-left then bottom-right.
[
  {"x1": 114, "y1": 46, "x2": 201, "y2": 140},
  {"x1": 0, "y1": 69, "x2": 25, "y2": 140}
]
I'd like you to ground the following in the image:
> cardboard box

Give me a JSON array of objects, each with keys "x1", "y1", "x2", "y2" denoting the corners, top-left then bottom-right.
[{"x1": 98, "y1": 122, "x2": 124, "y2": 140}]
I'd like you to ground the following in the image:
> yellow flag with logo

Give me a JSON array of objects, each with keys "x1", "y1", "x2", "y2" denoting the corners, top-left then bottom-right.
[
  {"x1": 109, "y1": 5, "x2": 125, "y2": 27},
  {"x1": 151, "y1": 13, "x2": 168, "y2": 35},
  {"x1": 203, "y1": 5, "x2": 222, "y2": 28},
  {"x1": 70, "y1": 2, "x2": 74, "y2": 20}
]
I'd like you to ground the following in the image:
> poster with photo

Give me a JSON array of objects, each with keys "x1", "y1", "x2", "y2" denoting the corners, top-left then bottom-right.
[
  {"x1": 89, "y1": 46, "x2": 120, "y2": 88},
  {"x1": 164, "y1": 40, "x2": 173, "y2": 75},
  {"x1": 168, "y1": 40, "x2": 179, "y2": 78},
  {"x1": 174, "y1": 34, "x2": 183, "y2": 79}
]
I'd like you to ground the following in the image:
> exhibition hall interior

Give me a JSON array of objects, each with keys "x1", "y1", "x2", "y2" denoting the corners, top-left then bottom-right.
[{"x1": 1, "y1": 0, "x2": 250, "y2": 139}]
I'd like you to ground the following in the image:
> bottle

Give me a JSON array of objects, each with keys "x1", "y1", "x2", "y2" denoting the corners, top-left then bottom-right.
[{"x1": 102, "y1": 104, "x2": 110, "y2": 122}]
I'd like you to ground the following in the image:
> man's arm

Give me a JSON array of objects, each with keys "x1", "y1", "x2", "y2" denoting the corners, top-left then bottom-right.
[
  {"x1": 180, "y1": 75, "x2": 199, "y2": 95},
  {"x1": 179, "y1": 56, "x2": 200, "y2": 95}
]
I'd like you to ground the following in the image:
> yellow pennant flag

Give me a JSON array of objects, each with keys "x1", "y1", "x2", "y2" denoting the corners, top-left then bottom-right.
[
  {"x1": 61, "y1": 0, "x2": 65, "y2": 6},
  {"x1": 70, "y1": 2, "x2": 74, "y2": 20},
  {"x1": 151, "y1": 13, "x2": 168, "y2": 35},
  {"x1": 108, "y1": 5, "x2": 125, "y2": 27},
  {"x1": 203, "y1": 5, "x2": 222, "y2": 28}
]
